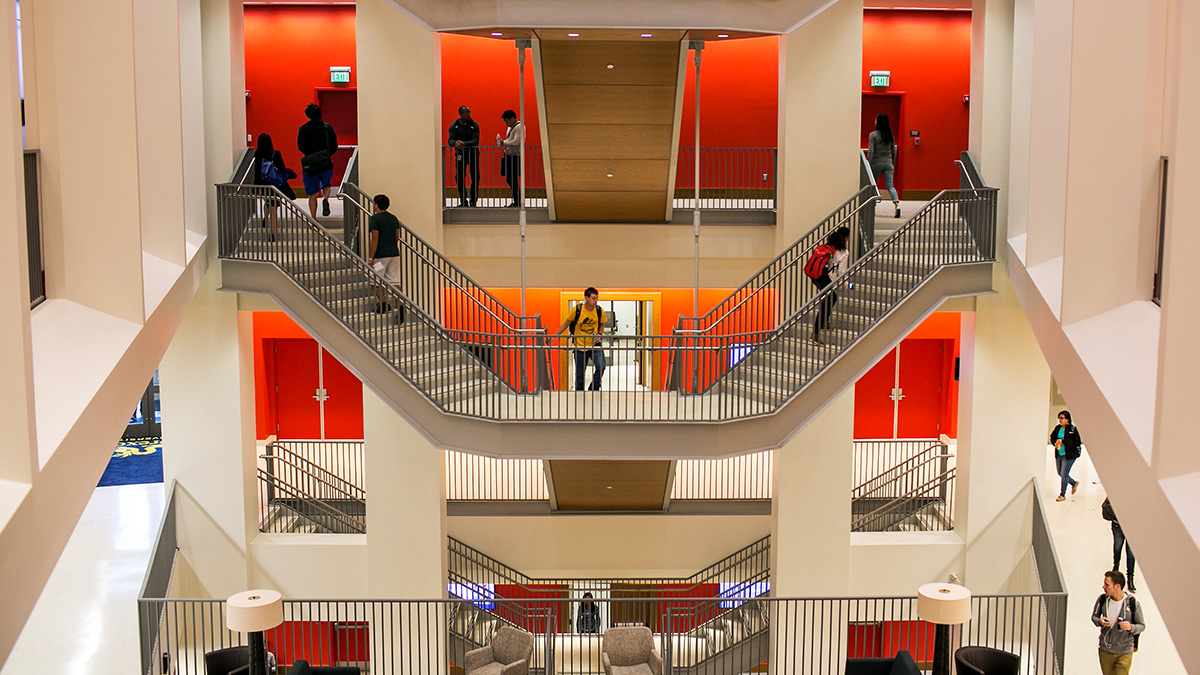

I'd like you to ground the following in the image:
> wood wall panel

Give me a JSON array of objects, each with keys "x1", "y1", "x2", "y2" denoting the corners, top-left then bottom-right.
[
  {"x1": 553, "y1": 192, "x2": 669, "y2": 222},
  {"x1": 552, "y1": 159, "x2": 671, "y2": 191},
  {"x1": 547, "y1": 124, "x2": 673, "y2": 160},
  {"x1": 550, "y1": 460, "x2": 671, "y2": 511},
  {"x1": 543, "y1": 85, "x2": 677, "y2": 124},
  {"x1": 540, "y1": 41, "x2": 681, "y2": 86}
]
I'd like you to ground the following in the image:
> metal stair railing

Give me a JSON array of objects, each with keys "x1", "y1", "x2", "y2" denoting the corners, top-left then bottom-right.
[
  {"x1": 261, "y1": 447, "x2": 365, "y2": 504},
  {"x1": 851, "y1": 466, "x2": 956, "y2": 532},
  {"x1": 668, "y1": 185, "x2": 878, "y2": 392},
  {"x1": 216, "y1": 183, "x2": 548, "y2": 405},
  {"x1": 337, "y1": 179, "x2": 551, "y2": 393},
  {"x1": 257, "y1": 467, "x2": 366, "y2": 534},
  {"x1": 851, "y1": 442, "x2": 950, "y2": 500},
  {"x1": 691, "y1": 182, "x2": 997, "y2": 407}
]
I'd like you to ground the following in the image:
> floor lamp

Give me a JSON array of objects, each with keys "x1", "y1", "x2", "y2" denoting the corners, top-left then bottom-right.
[
  {"x1": 917, "y1": 583, "x2": 971, "y2": 675},
  {"x1": 226, "y1": 589, "x2": 283, "y2": 675}
]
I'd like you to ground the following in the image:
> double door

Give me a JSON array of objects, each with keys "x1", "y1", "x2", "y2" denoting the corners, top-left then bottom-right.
[
  {"x1": 854, "y1": 339, "x2": 952, "y2": 439},
  {"x1": 269, "y1": 339, "x2": 363, "y2": 439}
]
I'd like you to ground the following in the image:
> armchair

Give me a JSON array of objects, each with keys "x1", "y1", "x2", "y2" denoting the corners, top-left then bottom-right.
[
  {"x1": 464, "y1": 625, "x2": 536, "y2": 675},
  {"x1": 954, "y1": 646, "x2": 1020, "y2": 675},
  {"x1": 204, "y1": 645, "x2": 277, "y2": 675},
  {"x1": 844, "y1": 649, "x2": 919, "y2": 675},
  {"x1": 287, "y1": 659, "x2": 360, "y2": 674},
  {"x1": 601, "y1": 626, "x2": 663, "y2": 675}
]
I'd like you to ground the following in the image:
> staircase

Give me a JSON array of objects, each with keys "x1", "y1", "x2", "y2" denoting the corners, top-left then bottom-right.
[
  {"x1": 216, "y1": 151, "x2": 995, "y2": 457},
  {"x1": 258, "y1": 440, "x2": 367, "y2": 534},
  {"x1": 850, "y1": 442, "x2": 955, "y2": 533}
]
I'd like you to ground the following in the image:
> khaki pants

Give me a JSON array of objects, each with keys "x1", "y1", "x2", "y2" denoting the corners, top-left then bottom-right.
[{"x1": 1099, "y1": 649, "x2": 1133, "y2": 675}]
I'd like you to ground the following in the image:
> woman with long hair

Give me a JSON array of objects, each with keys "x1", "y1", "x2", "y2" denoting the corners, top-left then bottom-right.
[
  {"x1": 867, "y1": 113, "x2": 901, "y2": 218},
  {"x1": 811, "y1": 229, "x2": 849, "y2": 344},
  {"x1": 1051, "y1": 409, "x2": 1083, "y2": 501},
  {"x1": 252, "y1": 133, "x2": 294, "y2": 240}
]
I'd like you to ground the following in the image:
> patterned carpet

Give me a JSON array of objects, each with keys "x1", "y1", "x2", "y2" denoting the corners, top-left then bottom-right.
[{"x1": 97, "y1": 437, "x2": 163, "y2": 487}]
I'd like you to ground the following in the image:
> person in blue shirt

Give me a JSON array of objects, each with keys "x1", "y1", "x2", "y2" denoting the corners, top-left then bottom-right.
[{"x1": 1051, "y1": 410, "x2": 1083, "y2": 501}]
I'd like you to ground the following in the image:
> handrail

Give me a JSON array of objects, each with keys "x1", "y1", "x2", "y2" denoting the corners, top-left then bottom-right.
[
  {"x1": 675, "y1": 195, "x2": 879, "y2": 335},
  {"x1": 260, "y1": 453, "x2": 364, "y2": 503},
  {"x1": 852, "y1": 453, "x2": 953, "y2": 502},
  {"x1": 954, "y1": 160, "x2": 979, "y2": 192},
  {"x1": 852, "y1": 467, "x2": 956, "y2": 531},
  {"x1": 267, "y1": 440, "x2": 364, "y2": 496},
  {"x1": 258, "y1": 468, "x2": 366, "y2": 534},
  {"x1": 851, "y1": 442, "x2": 948, "y2": 495}
]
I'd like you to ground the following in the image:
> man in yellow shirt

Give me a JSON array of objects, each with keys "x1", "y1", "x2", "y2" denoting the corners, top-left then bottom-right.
[{"x1": 556, "y1": 287, "x2": 606, "y2": 391}]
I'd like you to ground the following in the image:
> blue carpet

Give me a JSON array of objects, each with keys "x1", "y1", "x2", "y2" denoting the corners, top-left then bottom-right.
[{"x1": 98, "y1": 438, "x2": 163, "y2": 487}]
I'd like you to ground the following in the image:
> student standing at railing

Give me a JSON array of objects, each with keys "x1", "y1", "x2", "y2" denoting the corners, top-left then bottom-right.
[
  {"x1": 555, "y1": 287, "x2": 606, "y2": 391},
  {"x1": 497, "y1": 109, "x2": 524, "y2": 208},
  {"x1": 577, "y1": 592, "x2": 601, "y2": 634},
  {"x1": 449, "y1": 105, "x2": 481, "y2": 207},
  {"x1": 368, "y1": 194, "x2": 405, "y2": 323}
]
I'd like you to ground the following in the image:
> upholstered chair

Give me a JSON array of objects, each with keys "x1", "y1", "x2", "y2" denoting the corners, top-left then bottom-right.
[
  {"x1": 601, "y1": 626, "x2": 663, "y2": 675},
  {"x1": 954, "y1": 646, "x2": 1020, "y2": 675},
  {"x1": 464, "y1": 625, "x2": 536, "y2": 675}
]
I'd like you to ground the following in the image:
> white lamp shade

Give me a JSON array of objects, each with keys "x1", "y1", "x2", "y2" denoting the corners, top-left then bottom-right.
[
  {"x1": 226, "y1": 589, "x2": 284, "y2": 633},
  {"x1": 917, "y1": 583, "x2": 972, "y2": 625}
]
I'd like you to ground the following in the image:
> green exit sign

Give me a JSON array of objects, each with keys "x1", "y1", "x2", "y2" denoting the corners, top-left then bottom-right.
[
  {"x1": 870, "y1": 70, "x2": 890, "y2": 87},
  {"x1": 330, "y1": 67, "x2": 351, "y2": 84}
]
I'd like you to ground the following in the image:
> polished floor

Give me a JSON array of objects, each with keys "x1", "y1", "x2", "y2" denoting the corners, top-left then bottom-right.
[{"x1": 2, "y1": 451, "x2": 1187, "y2": 675}]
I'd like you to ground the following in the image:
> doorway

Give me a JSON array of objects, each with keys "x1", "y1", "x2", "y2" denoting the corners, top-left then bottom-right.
[
  {"x1": 861, "y1": 93, "x2": 903, "y2": 196},
  {"x1": 123, "y1": 371, "x2": 161, "y2": 439},
  {"x1": 268, "y1": 338, "x2": 364, "y2": 439},
  {"x1": 316, "y1": 89, "x2": 357, "y2": 185},
  {"x1": 853, "y1": 339, "x2": 951, "y2": 439},
  {"x1": 558, "y1": 292, "x2": 660, "y2": 391}
]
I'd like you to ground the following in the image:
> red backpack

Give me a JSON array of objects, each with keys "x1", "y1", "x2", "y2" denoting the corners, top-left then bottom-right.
[{"x1": 804, "y1": 244, "x2": 836, "y2": 279}]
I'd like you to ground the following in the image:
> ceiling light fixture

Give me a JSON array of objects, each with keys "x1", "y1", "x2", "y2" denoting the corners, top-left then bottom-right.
[
  {"x1": 491, "y1": 32, "x2": 503, "y2": 37},
  {"x1": 717, "y1": 34, "x2": 729, "y2": 38},
  {"x1": 568, "y1": 33, "x2": 580, "y2": 37},
  {"x1": 641, "y1": 33, "x2": 653, "y2": 38},
  {"x1": 606, "y1": 64, "x2": 614, "y2": 69}
]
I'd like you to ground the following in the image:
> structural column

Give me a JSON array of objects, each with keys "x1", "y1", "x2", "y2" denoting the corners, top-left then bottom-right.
[{"x1": 776, "y1": 0, "x2": 862, "y2": 252}]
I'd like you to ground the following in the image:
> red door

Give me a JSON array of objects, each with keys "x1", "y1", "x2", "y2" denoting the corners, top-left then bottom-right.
[
  {"x1": 896, "y1": 340, "x2": 947, "y2": 438},
  {"x1": 854, "y1": 350, "x2": 897, "y2": 439},
  {"x1": 861, "y1": 93, "x2": 902, "y2": 195},
  {"x1": 274, "y1": 339, "x2": 322, "y2": 439},
  {"x1": 317, "y1": 89, "x2": 357, "y2": 185},
  {"x1": 320, "y1": 348, "x2": 364, "y2": 439}
]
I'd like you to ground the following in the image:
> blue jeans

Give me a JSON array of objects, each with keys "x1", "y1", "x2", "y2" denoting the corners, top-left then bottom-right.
[
  {"x1": 1112, "y1": 521, "x2": 1135, "y2": 574},
  {"x1": 872, "y1": 163, "x2": 899, "y2": 202},
  {"x1": 574, "y1": 349, "x2": 606, "y2": 391},
  {"x1": 1055, "y1": 454, "x2": 1077, "y2": 496}
]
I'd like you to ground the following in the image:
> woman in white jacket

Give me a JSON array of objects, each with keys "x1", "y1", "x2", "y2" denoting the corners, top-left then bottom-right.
[{"x1": 812, "y1": 229, "x2": 849, "y2": 344}]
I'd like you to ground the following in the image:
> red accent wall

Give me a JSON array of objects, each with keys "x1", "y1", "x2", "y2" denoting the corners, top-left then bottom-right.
[
  {"x1": 244, "y1": 6, "x2": 357, "y2": 176},
  {"x1": 862, "y1": 9, "x2": 972, "y2": 193},
  {"x1": 441, "y1": 34, "x2": 542, "y2": 147},
  {"x1": 679, "y1": 37, "x2": 779, "y2": 148}
]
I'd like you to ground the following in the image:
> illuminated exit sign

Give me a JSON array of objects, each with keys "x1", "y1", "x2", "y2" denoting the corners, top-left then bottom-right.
[
  {"x1": 870, "y1": 70, "x2": 890, "y2": 87},
  {"x1": 330, "y1": 67, "x2": 351, "y2": 84}
]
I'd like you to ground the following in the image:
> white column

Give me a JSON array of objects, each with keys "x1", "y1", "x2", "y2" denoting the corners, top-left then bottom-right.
[
  {"x1": 776, "y1": 0, "x2": 862, "y2": 252},
  {"x1": 357, "y1": 0, "x2": 441, "y2": 245},
  {"x1": 159, "y1": 276, "x2": 257, "y2": 596},
  {"x1": 771, "y1": 389, "x2": 854, "y2": 596},
  {"x1": 27, "y1": 0, "x2": 145, "y2": 322},
  {"x1": 0, "y1": 0, "x2": 36, "y2": 484},
  {"x1": 363, "y1": 389, "x2": 446, "y2": 597},
  {"x1": 1058, "y1": 0, "x2": 1169, "y2": 324},
  {"x1": 955, "y1": 284, "x2": 1050, "y2": 592},
  {"x1": 969, "y1": 0, "x2": 1015, "y2": 257},
  {"x1": 200, "y1": 0, "x2": 245, "y2": 243}
]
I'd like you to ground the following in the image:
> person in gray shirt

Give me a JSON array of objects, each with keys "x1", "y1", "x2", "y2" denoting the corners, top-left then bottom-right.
[
  {"x1": 1091, "y1": 571, "x2": 1144, "y2": 675},
  {"x1": 867, "y1": 112, "x2": 901, "y2": 218}
]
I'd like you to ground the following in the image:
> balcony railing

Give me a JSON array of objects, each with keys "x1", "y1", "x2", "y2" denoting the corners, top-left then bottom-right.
[
  {"x1": 441, "y1": 145, "x2": 548, "y2": 209},
  {"x1": 258, "y1": 439, "x2": 366, "y2": 534},
  {"x1": 674, "y1": 147, "x2": 776, "y2": 210}
]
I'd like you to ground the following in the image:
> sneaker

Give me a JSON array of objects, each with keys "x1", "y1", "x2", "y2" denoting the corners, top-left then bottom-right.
[
  {"x1": 322, "y1": 199, "x2": 331, "y2": 216},
  {"x1": 1055, "y1": 495, "x2": 1065, "y2": 502},
  {"x1": 894, "y1": 205, "x2": 901, "y2": 218},
  {"x1": 1071, "y1": 483, "x2": 1078, "y2": 494}
]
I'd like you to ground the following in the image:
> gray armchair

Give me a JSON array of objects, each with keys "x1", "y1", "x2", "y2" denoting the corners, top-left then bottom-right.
[
  {"x1": 601, "y1": 626, "x2": 663, "y2": 675},
  {"x1": 464, "y1": 625, "x2": 535, "y2": 675}
]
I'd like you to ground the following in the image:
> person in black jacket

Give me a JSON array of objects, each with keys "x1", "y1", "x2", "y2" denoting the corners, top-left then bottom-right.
[
  {"x1": 297, "y1": 103, "x2": 338, "y2": 218},
  {"x1": 448, "y1": 105, "x2": 480, "y2": 207},
  {"x1": 1051, "y1": 409, "x2": 1082, "y2": 501},
  {"x1": 252, "y1": 133, "x2": 294, "y2": 240},
  {"x1": 577, "y1": 592, "x2": 601, "y2": 634}
]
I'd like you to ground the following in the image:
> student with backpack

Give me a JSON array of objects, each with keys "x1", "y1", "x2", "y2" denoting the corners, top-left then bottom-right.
[
  {"x1": 252, "y1": 133, "x2": 296, "y2": 241},
  {"x1": 555, "y1": 287, "x2": 606, "y2": 391},
  {"x1": 805, "y1": 229, "x2": 849, "y2": 344},
  {"x1": 1092, "y1": 571, "x2": 1144, "y2": 675}
]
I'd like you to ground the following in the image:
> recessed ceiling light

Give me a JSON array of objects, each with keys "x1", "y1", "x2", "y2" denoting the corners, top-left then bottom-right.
[
  {"x1": 491, "y1": 32, "x2": 503, "y2": 37},
  {"x1": 641, "y1": 33, "x2": 652, "y2": 38},
  {"x1": 606, "y1": 485, "x2": 613, "y2": 489},
  {"x1": 717, "y1": 34, "x2": 729, "y2": 38},
  {"x1": 606, "y1": 64, "x2": 614, "y2": 69},
  {"x1": 568, "y1": 33, "x2": 580, "y2": 37},
  {"x1": 606, "y1": 173, "x2": 614, "y2": 178}
]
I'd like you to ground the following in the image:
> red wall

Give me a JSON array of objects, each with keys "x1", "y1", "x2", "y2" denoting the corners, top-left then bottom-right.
[
  {"x1": 679, "y1": 37, "x2": 779, "y2": 148},
  {"x1": 244, "y1": 6, "x2": 357, "y2": 176},
  {"x1": 441, "y1": 35, "x2": 542, "y2": 148},
  {"x1": 862, "y1": 10, "x2": 972, "y2": 193}
]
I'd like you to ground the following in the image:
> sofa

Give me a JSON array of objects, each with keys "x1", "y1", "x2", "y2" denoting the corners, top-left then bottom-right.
[{"x1": 843, "y1": 649, "x2": 920, "y2": 675}]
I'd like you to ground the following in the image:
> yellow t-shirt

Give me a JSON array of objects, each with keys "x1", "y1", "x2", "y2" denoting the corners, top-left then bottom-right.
[{"x1": 572, "y1": 305, "x2": 603, "y2": 349}]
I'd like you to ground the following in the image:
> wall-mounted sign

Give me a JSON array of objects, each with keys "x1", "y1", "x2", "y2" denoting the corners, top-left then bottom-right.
[
  {"x1": 330, "y1": 67, "x2": 351, "y2": 84},
  {"x1": 869, "y1": 70, "x2": 890, "y2": 87}
]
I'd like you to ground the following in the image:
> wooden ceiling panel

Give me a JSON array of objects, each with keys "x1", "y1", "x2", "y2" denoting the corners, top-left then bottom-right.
[
  {"x1": 543, "y1": 85, "x2": 677, "y2": 125},
  {"x1": 549, "y1": 460, "x2": 672, "y2": 511},
  {"x1": 534, "y1": 29, "x2": 688, "y2": 42},
  {"x1": 552, "y1": 159, "x2": 671, "y2": 192},
  {"x1": 540, "y1": 41, "x2": 682, "y2": 86},
  {"x1": 552, "y1": 192, "x2": 669, "y2": 222},
  {"x1": 547, "y1": 124, "x2": 673, "y2": 160}
]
